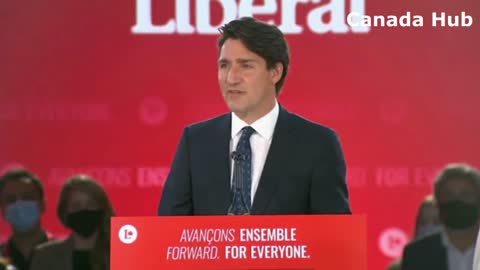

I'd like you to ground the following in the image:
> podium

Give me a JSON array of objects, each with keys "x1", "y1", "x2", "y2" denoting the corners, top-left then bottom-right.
[{"x1": 111, "y1": 215, "x2": 366, "y2": 270}]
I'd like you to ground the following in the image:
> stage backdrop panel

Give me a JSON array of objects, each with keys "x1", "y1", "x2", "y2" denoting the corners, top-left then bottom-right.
[{"x1": 1, "y1": 1, "x2": 479, "y2": 269}]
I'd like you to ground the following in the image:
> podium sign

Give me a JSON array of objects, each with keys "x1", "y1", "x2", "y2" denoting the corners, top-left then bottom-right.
[{"x1": 111, "y1": 215, "x2": 366, "y2": 270}]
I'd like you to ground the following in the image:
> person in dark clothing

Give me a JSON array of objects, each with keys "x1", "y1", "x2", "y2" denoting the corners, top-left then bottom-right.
[
  {"x1": 0, "y1": 169, "x2": 52, "y2": 270},
  {"x1": 401, "y1": 163, "x2": 480, "y2": 270},
  {"x1": 30, "y1": 175, "x2": 115, "y2": 270}
]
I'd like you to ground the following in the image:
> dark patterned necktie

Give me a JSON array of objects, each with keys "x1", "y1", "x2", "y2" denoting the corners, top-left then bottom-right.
[{"x1": 228, "y1": 126, "x2": 255, "y2": 215}]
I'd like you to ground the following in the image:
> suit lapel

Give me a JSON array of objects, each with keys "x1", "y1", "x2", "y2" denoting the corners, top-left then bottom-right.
[
  {"x1": 429, "y1": 234, "x2": 448, "y2": 270},
  {"x1": 209, "y1": 113, "x2": 233, "y2": 214},
  {"x1": 251, "y1": 105, "x2": 295, "y2": 214},
  {"x1": 438, "y1": 239, "x2": 448, "y2": 270},
  {"x1": 60, "y1": 237, "x2": 74, "y2": 270}
]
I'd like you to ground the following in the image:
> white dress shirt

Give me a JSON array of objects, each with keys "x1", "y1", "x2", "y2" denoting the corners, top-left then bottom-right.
[
  {"x1": 472, "y1": 227, "x2": 480, "y2": 270},
  {"x1": 441, "y1": 227, "x2": 475, "y2": 270},
  {"x1": 230, "y1": 101, "x2": 279, "y2": 205}
]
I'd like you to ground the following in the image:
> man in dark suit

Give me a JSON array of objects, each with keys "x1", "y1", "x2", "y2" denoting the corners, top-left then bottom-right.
[
  {"x1": 158, "y1": 17, "x2": 350, "y2": 216},
  {"x1": 401, "y1": 163, "x2": 480, "y2": 270}
]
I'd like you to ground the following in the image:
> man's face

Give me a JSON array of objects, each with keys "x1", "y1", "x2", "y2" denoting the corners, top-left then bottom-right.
[
  {"x1": 437, "y1": 178, "x2": 479, "y2": 205},
  {"x1": 0, "y1": 178, "x2": 43, "y2": 215},
  {"x1": 218, "y1": 39, "x2": 282, "y2": 123},
  {"x1": 437, "y1": 177, "x2": 480, "y2": 230}
]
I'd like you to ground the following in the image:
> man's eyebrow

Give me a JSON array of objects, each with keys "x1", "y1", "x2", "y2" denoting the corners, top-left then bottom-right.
[
  {"x1": 237, "y1": 58, "x2": 256, "y2": 63},
  {"x1": 218, "y1": 58, "x2": 256, "y2": 64}
]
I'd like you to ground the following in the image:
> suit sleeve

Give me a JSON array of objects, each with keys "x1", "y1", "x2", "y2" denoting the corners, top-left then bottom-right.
[
  {"x1": 158, "y1": 128, "x2": 193, "y2": 215},
  {"x1": 400, "y1": 243, "x2": 415, "y2": 270},
  {"x1": 310, "y1": 130, "x2": 351, "y2": 214}
]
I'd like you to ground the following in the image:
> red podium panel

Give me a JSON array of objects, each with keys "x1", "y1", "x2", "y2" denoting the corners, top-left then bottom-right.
[{"x1": 111, "y1": 215, "x2": 366, "y2": 270}]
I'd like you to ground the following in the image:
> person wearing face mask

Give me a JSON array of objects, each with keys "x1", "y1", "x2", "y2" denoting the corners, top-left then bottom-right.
[
  {"x1": 30, "y1": 175, "x2": 115, "y2": 270},
  {"x1": 0, "y1": 169, "x2": 53, "y2": 270},
  {"x1": 402, "y1": 163, "x2": 480, "y2": 270},
  {"x1": 386, "y1": 195, "x2": 440, "y2": 270}
]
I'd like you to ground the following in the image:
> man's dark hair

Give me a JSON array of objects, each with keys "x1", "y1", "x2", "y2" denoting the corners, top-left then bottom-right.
[
  {"x1": 218, "y1": 17, "x2": 290, "y2": 95},
  {"x1": 434, "y1": 163, "x2": 480, "y2": 202},
  {"x1": 0, "y1": 168, "x2": 45, "y2": 202}
]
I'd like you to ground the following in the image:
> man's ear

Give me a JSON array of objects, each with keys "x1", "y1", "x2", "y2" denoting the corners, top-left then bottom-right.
[{"x1": 270, "y1": 62, "x2": 283, "y2": 84}]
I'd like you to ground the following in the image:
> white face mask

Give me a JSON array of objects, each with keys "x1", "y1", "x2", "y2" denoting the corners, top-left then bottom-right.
[{"x1": 416, "y1": 224, "x2": 442, "y2": 239}]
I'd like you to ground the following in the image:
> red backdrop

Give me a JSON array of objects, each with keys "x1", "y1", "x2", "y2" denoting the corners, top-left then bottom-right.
[{"x1": 1, "y1": 1, "x2": 479, "y2": 269}]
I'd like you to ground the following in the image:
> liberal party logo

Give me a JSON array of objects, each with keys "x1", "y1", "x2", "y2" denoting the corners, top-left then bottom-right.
[{"x1": 119, "y1": 224, "x2": 138, "y2": 244}]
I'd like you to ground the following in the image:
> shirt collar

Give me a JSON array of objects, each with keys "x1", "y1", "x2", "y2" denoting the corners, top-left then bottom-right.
[
  {"x1": 440, "y1": 226, "x2": 476, "y2": 251},
  {"x1": 441, "y1": 226, "x2": 452, "y2": 248},
  {"x1": 231, "y1": 101, "x2": 279, "y2": 140}
]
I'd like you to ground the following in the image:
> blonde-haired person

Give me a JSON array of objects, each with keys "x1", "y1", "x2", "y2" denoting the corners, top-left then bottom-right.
[
  {"x1": 412, "y1": 195, "x2": 441, "y2": 239},
  {"x1": 30, "y1": 175, "x2": 115, "y2": 270},
  {"x1": 386, "y1": 194, "x2": 440, "y2": 270}
]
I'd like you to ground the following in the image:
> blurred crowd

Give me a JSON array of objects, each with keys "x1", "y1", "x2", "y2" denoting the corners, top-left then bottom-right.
[
  {"x1": 0, "y1": 169, "x2": 113, "y2": 270},
  {"x1": 0, "y1": 163, "x2": 479, "y2": 270}
]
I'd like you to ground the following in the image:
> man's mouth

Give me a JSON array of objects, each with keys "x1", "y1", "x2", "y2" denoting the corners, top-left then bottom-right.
[{"x1": 227, "y1": 90, "x2": 244, "y2": 94}]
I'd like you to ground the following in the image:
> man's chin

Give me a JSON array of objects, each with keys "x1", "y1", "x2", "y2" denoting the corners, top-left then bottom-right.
[
  {"x1": 230, "y1": 108, "x2": 245, "y2": 115},
  {"x1": 226, "y1": 103, "x2": 246, "y2": 114}
]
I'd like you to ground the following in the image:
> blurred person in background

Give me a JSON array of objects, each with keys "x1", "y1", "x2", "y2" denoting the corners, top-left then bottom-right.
[
  {"x1": 0, "y1": 256, "x2": 16, "y2": 270},
  {"x1": 387, "y1": 194, "x2": 440, "y2": 270},
  {"x1": 0, "y1": 257, "x2": 15, "y2": 270},
  {"x1": 402, "y1": 163, "x2": 480, "y2": 270},
  {"x1": 30, "y1": 175, "x2": 115, "y2": 270},
  {"x1": 0, "y1": 169, "x2": 53, "y2": 270},
  {"x1": 413, "y1": 195, "x2": 441, "y2": 239}
]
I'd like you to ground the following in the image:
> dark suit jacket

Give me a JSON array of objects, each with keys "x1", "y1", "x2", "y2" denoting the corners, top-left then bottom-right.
[
  {"x1": 30, "y1": 237, "x2": 74, "y2": 270},
  {"x1": 158, "y1": 105, "x2": 351, "y2": 215},
  {"x1": 401, "y1": 233, "x2": 448, "y2": 270}
]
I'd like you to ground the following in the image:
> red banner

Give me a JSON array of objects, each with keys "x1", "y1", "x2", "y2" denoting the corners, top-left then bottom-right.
[
  {"x1": 111, "y1": 215, "x2": 366, "y2": 270},
  {"x1": 3, "y1": 1, "x2": 480, "y2": 269}
]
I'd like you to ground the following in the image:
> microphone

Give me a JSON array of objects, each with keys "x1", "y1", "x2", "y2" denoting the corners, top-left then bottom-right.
[{"x1": 231, "y1": 151, "x2": 246, "y2": 161}]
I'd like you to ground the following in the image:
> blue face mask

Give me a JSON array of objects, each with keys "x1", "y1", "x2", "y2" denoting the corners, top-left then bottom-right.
[{"x1": 4, "y1": 200, "x2": 41, "y2": 232}]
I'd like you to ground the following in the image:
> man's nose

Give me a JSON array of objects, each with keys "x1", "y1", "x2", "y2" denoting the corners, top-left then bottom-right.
[{"x1": 226, "y1": 65, "x2": 241, "y2": 84}]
